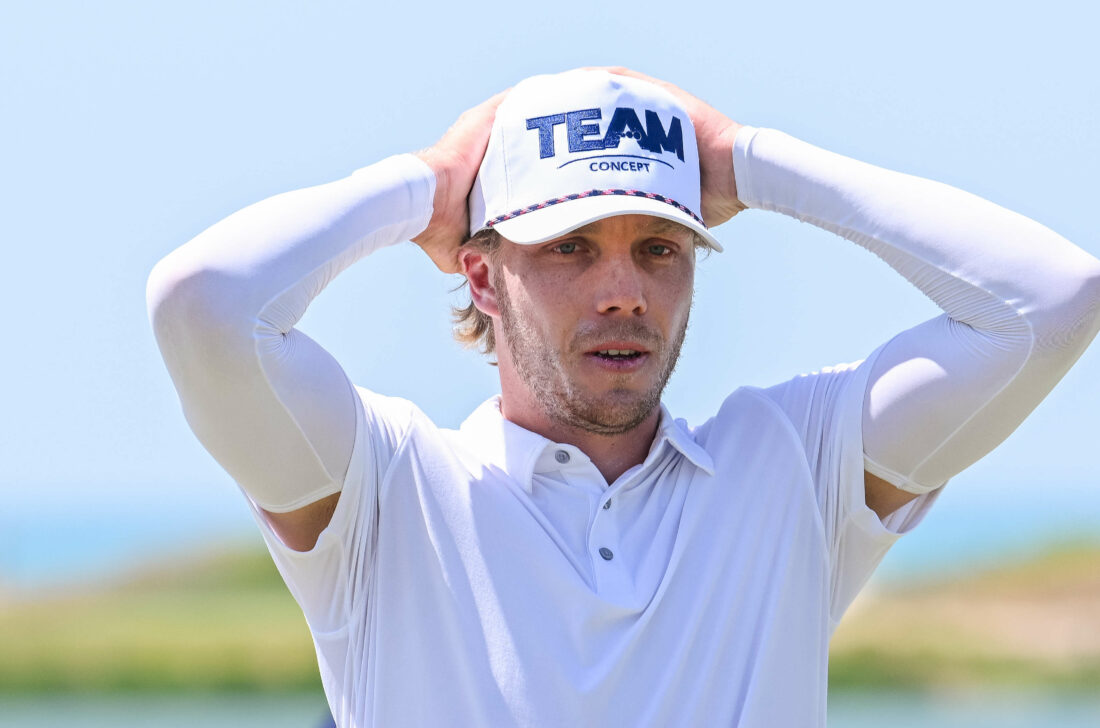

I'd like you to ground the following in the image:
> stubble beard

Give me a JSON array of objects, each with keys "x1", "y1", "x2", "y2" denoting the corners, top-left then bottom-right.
[{"x1": 496, "y1": 277, "x2": 689, "y2": 436}]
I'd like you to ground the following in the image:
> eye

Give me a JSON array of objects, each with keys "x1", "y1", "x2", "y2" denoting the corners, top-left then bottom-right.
[
  {"x1": 554, "y1": 242, "x2": 579, "y2": 254},
  {"x1": 647, "y1": 243, "x2": 672, "y2": 256}
]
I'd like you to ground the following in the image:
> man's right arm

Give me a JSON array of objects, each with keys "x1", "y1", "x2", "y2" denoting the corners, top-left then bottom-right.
[
  {"x1": 146, "y1": 91, "x2": 504, "y2": 552},
  {"x1": 146, "y1": 155, "x2": 436, "y2": 550}
]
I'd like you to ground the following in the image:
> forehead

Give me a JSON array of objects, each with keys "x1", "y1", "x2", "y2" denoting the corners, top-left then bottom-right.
[{"x1": 565, "y1": 215, "x2": 693, "y2": 239}]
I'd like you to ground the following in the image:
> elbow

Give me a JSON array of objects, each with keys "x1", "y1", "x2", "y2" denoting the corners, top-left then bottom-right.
[
  {"x1": 146, "y1": 251, "x2": 254, "y2": 350},
  {"x1": 1066, "y1": 251, "x2": 1100, "y2": 325},
  {"x1": 145, "y1": 254, "x2": 184, "y2": 331},
  {"x1": 1037, "y1": 252, "x2": 1100, "y2": 355},
  {"x1": 1077, "y1": 259, "x2": 1100, "y2": 334},
  {"x1": 1082, "y1": 257, "x2": 1100, "y2": 305}
]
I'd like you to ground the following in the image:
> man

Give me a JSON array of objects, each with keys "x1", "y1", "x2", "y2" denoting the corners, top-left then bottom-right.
[{"x1": 147, "y1": 68, "x2": 1100, "y2": 726}]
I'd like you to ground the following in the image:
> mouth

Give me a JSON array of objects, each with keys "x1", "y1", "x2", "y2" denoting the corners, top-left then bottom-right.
[
  {"x1": 592, "y1": 348, "x2": 645, "y2": 360},
  {"x1": 583, "y1": 342, "x2": 652, "y2": 371}
]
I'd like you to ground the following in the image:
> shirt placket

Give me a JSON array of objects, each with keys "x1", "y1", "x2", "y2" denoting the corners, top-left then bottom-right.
[{"x1": 586, "y1": 469, "x2": 637, "y2": 599}]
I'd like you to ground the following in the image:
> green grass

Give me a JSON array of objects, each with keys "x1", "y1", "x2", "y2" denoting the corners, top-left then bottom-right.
[
  {"x1": 829, "y1": 649, "x2": 1100, "y2": 693},
  {"x1": 0, "y1": 548, "x2": 320, "y2": 694},
  {"x1": 3, "y1": 542, "x2": 1098, "y2": 694}
]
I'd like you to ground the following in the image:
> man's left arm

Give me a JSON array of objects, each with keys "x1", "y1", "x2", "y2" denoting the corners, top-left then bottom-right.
[
  {"x1": 601, "y1": 67, "x2": 1100, "y2": 518},
  {"x1": 731, "y1": 126, "x2": 1100, "y2": 519}
]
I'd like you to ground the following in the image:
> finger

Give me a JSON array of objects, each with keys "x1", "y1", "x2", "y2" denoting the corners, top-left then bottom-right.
[
  {"x1": 438, "y1": 248, "x2": 462, "y2": 275},
  {"x1": 466, "y1": 87, "x2": 512, "y2": 123},
  {"x1": 575, "y1": 65, "x2": 646, "y2": 79},
  {"x1": 579, "y1": 66, "x2": 669, "y2": 89},
  {"x1": 574, "y1": 66, "x2": 702, "y2": 107}
]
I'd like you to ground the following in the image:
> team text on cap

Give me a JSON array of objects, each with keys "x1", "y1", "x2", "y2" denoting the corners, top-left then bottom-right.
[{"x1": 525, "y1": 108, "x2": 685, "y2": 163}]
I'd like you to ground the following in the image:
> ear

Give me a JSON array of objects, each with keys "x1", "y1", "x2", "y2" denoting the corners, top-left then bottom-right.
[{"x1": 459, "y1": 245, "x2": 501, "y2": 317}]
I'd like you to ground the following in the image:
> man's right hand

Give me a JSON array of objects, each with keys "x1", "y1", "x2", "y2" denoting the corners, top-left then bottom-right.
[{"x1": 413, "y1": 90, "x2": 509, "y2": 274}]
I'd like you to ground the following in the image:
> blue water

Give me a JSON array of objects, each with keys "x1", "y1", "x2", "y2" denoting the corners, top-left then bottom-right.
[
  {"x1": 0, "y1": 692, "x2": 1097, "y2": 727},
  {"x1": 2, "y1": 478, "x2": 1098, "y2": 591},
  {"x1": 873, "y1": 479, "x2": 1100, "y2": 584},
  {"x1": 828, "y1": 690, "x2": 1100, "y2": 727},
  {"x1": 0, "y1": 485, "x2": 260, "y2": 590},
  {"x1": 0, "y1": 694, "x2": 330, "y2": 728}
]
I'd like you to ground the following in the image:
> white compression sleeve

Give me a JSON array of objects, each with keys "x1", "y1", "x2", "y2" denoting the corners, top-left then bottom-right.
[
  {"x1": 734, "y1": 127, "x2": 1100, "y2": 494},
  {"x1": 147, "y1": 154, "x2": 435, "y2": 511}
]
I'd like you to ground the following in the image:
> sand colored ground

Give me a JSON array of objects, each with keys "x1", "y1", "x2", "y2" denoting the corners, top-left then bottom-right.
[{"x1": 830, "y1": 544, "x2": 1100, "y2": 690}]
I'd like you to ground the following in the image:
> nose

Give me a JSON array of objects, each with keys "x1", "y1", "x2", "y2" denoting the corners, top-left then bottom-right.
[{"x1": 593, "y1": 254, "x2": 647, "y2": 315}]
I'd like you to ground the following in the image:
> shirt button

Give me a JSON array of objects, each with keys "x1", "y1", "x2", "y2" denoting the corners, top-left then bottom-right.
[
  {"x1": 555, "y1": 450, "x2": 570, "y2": 464},
  {"x1": 599, "y1": 547, "x2": 614, "y2": 561},
  {"x1": 602, "y1": 500, "x2": 611, "y2": 510}
]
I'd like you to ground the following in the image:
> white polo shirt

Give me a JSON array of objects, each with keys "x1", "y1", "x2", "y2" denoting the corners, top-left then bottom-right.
[
  {"x1": 251, "y1": 349, "x2": 938, "y2": 727},
  {"x1": 150, "y1": 125, "x2": 1099, "y2": 727}
]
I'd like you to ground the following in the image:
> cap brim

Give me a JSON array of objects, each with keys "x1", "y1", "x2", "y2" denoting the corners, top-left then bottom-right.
[{"x1": 489, "y1": 195, "x2": 723, "y2": 252}]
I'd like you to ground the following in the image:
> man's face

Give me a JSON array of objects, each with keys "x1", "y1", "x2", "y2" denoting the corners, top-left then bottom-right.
[{"x1": 491, "y1": 214, "x2": 696, "y2": 435}]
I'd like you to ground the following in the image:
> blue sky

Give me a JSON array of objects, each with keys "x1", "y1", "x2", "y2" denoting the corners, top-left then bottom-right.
[{"x1": 2, "y1": 0, "x2": 1098, "y2": 586}]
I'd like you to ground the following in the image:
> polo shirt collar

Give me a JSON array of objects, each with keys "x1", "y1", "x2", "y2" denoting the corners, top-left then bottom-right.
[
  {"x1": 458, "y1": 396, "x2": 715, "y2": 488},
  {"x1": 459, "y1": 396, "x2": 549, "y2": 489},
  {"x1": 655, "y1": 405, "x2": 716, "y2": 476}
]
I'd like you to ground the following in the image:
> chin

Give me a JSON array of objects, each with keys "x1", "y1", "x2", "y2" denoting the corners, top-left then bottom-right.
[{"x1": 552, "y1": 389, "x2": 660, "y2": 435}]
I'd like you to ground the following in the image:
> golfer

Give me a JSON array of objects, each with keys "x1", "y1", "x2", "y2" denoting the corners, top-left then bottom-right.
[{"x1": 147, "y1": 68, "x2": 1100, "y2": 726}]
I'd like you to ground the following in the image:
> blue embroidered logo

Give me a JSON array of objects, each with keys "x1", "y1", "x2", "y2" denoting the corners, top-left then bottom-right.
[{"x1": 525, "y1": 108, "x2": 685, "y2": 163}]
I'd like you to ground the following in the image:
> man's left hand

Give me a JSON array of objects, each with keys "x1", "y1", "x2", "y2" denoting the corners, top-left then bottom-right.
[{"x1": 588, "y1": 66, "x2": 747, "y2": 228}]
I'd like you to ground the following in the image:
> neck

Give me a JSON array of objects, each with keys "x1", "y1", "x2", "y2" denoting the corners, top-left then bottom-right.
[{"x1": 498, "y1": 393, "x2": 661, "y2": 484}]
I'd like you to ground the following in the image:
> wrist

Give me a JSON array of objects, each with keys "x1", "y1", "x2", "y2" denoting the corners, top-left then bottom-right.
[
  {"x1": 716, "y1": 121, "x2": 746, "y2": 215},
  {"x1": 410, "y1": 148, "x2": 465, "y2": 273},
  {"x1": 414, "y1": 148, "x2": 452, "y2": 228},
  {"x1": 698, "y1": 120, "x2": 746, "y2": 226}
]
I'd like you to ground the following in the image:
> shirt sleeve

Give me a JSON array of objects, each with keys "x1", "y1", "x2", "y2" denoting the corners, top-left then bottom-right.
[
  {"x1": 146, "y1": 154, "x2": 435, "y2": 514},
  {"x1": 761, "y1": 355, "x2": 942, "y2": 626},
  {"x1": 736, "y1": 127, "x2": 1100, "y2": 495},
  {"x1": 249, "y1": 386, "x2": 420, "y2": 635}
]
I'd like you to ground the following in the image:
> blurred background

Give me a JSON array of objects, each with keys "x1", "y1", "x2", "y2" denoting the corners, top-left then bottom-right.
[{"x1": 1, "y1": 0, "x2": 1097, "y2": 725}]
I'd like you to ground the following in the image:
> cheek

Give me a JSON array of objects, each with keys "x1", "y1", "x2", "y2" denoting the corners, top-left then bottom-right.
[
  {"x1": 511, "y1": 271, "x2": 580, "y2": 320},
  {"x1": 499, "y1": 284, "x2": 559, "y2": 344},
  {"x1": 658, "y1": 267, "x2": 695, "y2": 321}
]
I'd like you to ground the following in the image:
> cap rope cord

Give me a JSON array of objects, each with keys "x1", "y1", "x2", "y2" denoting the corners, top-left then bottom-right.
[{"x1": 486, "y1": 189, "x2": 705, "y2": 229}]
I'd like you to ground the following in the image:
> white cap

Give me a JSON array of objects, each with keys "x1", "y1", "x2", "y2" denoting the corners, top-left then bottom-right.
[{"x1": 468, "y1": 69, "x2": 722, "y2": 252}]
